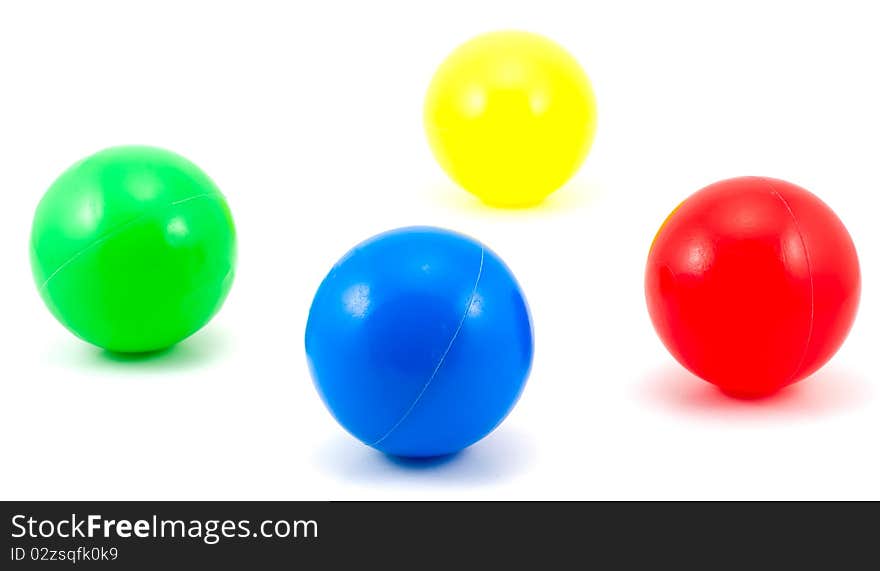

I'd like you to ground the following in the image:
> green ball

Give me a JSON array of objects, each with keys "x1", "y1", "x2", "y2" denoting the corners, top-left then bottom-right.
[{"x1": 30, "y1": 146, "x2": 237, "y2": 353}]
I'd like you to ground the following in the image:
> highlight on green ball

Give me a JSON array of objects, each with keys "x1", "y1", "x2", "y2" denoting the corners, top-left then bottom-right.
[{"x1": 30, "y1": 146, "x2": 237, "y2": 354}]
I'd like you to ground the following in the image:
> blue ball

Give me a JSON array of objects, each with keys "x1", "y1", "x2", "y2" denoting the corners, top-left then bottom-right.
[{"x1": 305, "y1": 226, "x2": 534, "y2": 458}]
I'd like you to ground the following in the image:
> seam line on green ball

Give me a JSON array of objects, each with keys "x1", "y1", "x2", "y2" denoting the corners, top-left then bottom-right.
[
  {"x1": 36, "y1": 193, "x2": 222, "y2": 292},
  {"x1": 37, "y1": 211, "x2": 152, "y2": 292},
  {"x1": 369, "y1": 247, "x2": 486, "y2": 447},
  {"x1": 170, "y1": 193, "x2": 220, "y2": 206}
]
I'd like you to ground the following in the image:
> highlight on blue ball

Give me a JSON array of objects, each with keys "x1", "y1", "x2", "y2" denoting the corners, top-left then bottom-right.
[{"x1": 305, "y1": 226, "x2": 534, "y2": 458}]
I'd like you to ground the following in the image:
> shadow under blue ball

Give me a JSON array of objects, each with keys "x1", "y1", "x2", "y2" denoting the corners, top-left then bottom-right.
[{"x1": 305, "y1": 226, "x2": 533, "y2": 458}]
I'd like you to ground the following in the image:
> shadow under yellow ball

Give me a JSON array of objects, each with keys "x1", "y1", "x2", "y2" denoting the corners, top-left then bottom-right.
[{"x1": 424, "y1": 30, "x2": 597, "y2": 208}]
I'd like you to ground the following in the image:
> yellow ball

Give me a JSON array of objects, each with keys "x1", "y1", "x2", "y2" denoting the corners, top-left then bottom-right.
[{"x1": 424, "y1": 31, "x2": 598, "y2": 207}]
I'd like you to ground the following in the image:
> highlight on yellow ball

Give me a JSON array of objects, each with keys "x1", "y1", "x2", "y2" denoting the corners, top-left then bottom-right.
[{"x1": 424, "y1": 30, "x2": 598, "y2": 208}]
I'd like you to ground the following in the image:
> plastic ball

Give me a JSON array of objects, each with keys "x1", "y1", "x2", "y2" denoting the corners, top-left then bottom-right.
[
  {"x1": 305, "y1": 226, "x2": 533, "y2": 457},
  {"x1": 646, "y1": 176, "x2": 860, "y2": 397},
  {"x1": 424, "y1": 30, "x2": 597, "y2": 208},
  {"x1": 30, "y1": 146, "x2": 237, "y2": 353}
]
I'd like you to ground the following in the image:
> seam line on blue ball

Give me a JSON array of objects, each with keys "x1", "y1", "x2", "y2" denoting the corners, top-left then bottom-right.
[{"x1": 369, "y1": 246, "x2": 486, "y2": 447}]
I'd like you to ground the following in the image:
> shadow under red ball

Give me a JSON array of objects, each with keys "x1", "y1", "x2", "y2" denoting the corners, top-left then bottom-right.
[{"x1": 646, "y1": 176, "x2": 861, "y2": 397}]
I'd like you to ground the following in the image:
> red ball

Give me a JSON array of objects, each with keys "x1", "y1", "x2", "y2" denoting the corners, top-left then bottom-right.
[{"x1": 646, "y1": 177, "x2": 861, "y2": 397}]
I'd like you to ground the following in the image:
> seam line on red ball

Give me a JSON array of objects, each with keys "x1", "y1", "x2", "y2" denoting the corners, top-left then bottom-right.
[
  {"x1": 369, "y1": 247, "x2": 486, "y2": 447},
  {"x1": 764, "y1": 178, "x2": 816, "y2": 385}
]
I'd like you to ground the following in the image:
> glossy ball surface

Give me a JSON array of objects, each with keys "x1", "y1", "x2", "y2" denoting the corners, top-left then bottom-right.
[
  {"x1": 646, "y1": 177, "x2": 860, "y2": 397},
  {"x1": 305, "y1": 227, "x2": 533, "y2": 457},
  {"x1": 31, "y1": 146, "x2": 237, "y2": 353},
  {"x1": 424, "y1": 30, "x2": 597, "y2": 207}
]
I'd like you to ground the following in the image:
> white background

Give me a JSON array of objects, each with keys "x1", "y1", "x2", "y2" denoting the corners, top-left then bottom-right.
[{"x1": 1, "y1": 0, "x2": 877, "y2": 500}]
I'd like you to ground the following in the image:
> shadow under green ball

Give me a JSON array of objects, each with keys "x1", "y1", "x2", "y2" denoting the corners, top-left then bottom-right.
[{"x1": 30, "y1": 146, "x2": 237, "y2": 353}]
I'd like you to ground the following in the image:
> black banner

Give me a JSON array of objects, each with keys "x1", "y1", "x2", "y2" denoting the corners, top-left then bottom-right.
[{"x1": 1, "y1": 501, "x2": 875, "y2": 567}]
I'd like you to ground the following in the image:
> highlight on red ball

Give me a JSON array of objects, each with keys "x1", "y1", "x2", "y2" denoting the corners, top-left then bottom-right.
[{"x1": 645, "y1": 176, "x2": 861, "y2": 398}]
